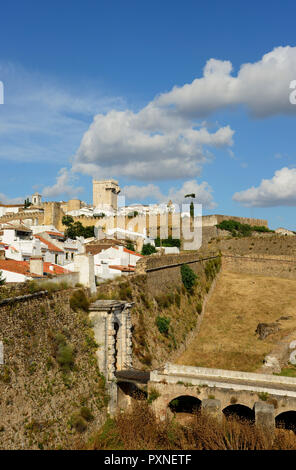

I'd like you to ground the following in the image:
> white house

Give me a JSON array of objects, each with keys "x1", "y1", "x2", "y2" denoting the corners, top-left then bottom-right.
[{"x1": 94, "y1": 245, "x2": 143, "y2": 280}]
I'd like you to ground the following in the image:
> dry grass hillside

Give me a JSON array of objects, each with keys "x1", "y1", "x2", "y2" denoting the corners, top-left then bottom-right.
[{"x1": 177, "y1": 271, "x2": 296, "y2": 372}]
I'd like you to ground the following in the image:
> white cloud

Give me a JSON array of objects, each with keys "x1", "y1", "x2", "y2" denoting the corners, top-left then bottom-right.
[
  {"x1": 73, "y1": 104, "x2": 234, "y2": 180},
  {"x1": 73, "y1": 45, "x2": 296, "y2": 181},
  {"x1": 122, "y1": 183, "x2": 164, "y2": 202},
  {"x1": 42, "y1": 168, "x2": 83, "y2": 199},
  {"x1": 157, "y1": 46, "x2": 296, "y2": 118},
  {"x1": 233, "y1": 167, "x2": 296, "y2": 207},
  {"x1": 122, "y1": 179, "x2": 216, "y2": 209}
]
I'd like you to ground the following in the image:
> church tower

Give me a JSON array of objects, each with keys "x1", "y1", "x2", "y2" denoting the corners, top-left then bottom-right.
[{"x1": 32, "y1": 192, "x2": 42, "y2": 206}]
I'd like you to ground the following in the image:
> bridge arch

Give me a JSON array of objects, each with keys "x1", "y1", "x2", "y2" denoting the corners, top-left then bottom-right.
[
  {"x1": 275, "y1": 411, "x2": 296, "y2": 431},
  {"x1": 223, "y1": 404, "x2": 255, "y2": 422},
  {"x1": 168, "y1": 395, "x2": 201, "y2": 414}
]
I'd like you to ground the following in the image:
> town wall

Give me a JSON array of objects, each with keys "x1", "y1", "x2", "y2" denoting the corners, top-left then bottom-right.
[
  {"x1": 135, "y1": 251, "x2": 220, "y2": 296},
  {"x1": 222, "y1": 253, "x2": 296, "y2": 279}
]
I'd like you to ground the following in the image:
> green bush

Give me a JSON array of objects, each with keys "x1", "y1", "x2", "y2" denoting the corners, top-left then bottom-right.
[
  {"x1": 217, "y1": 219, "x2": 273, "y2": 237},
  {"x1": 156, "y1": 316, "x2": 170, "y2": 336},
  {"x1": 155, "y1": 236, "x2": 181, "y2": 248},
  {"x1": 57, "y1": 343, "x2": 75, "y2": 371},
  {"x1": 258, "y1": 392, "x2": 269, "y2": 401},
  {"x1": 181, "y1": 264, "x2": 197, "y2": 293},
  {"x1": 80, "y1": 406, "x2": 94, "y2": 422},
  {"x1": 147, "y1": 388, "x2": 160, "y2": 404},
  {"x1": 70, "y1": 289, "x2": 89, "y2": 312},
  {"x1": 141, "y1": 243, "x2": 157, "y2": 256}
]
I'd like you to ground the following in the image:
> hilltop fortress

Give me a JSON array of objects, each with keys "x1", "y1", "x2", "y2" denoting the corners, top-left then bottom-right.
[{"x1": 0, "y1": 180, "x2": 268, "y2": 246}]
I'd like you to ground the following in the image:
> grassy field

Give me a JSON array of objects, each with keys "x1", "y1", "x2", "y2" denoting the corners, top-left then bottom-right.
[{"x1": 177, "y1": 272, "x2": 296, "y2": 372}]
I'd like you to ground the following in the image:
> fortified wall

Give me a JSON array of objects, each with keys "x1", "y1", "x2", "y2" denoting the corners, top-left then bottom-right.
[
  {"x1": 222, "y1": 253, "x2": 296, "y2": 279},
  {"x1": 202, "y1": 214, "x2": 268, "y2": 228},
  {"x1": 135, "y1": 250, "x2": 220, "y2": 296},
  {"x1": 0, "y1": 286, "x2": 107, "y2": 449}
]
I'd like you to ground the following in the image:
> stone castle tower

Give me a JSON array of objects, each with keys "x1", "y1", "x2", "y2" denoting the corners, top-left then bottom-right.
[{"x1": 93, "y1": 179, "x2": 121, "y2": 212}]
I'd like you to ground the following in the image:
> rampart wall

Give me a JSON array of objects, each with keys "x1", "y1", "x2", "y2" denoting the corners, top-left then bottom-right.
[
  {"x1": 135, "y1": 251, "x2": 220, "y2": 296},
  {"x1": 222, "y1": 253, "x2": 296, "y2": 279}
]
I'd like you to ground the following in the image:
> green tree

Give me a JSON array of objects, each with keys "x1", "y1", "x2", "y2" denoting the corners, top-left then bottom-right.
[
  {"x1": 190, "y1": 201, "x2": 194, "y2": 218},
  {"x1": 65, "y1": 221, "x2": 95, "y2": 240},
  {"x1": 62, "y1": 215, "x2": 74, "y2": 227},
  {"x1": 24, "y1": 198, "x2": 32, "y2": 209}
]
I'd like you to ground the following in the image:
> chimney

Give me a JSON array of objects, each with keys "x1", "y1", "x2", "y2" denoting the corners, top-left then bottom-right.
[
  {"x1": 30, "y1": 256, "x2": 44, "y2": 276},
  {"x1": 0, "y1": 249, "x2": 5, "y2": 260}
]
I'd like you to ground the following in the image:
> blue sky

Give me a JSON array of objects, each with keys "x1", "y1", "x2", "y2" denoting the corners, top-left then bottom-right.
[{"x1": 0, "y1": 0, "x2": 296, "y2": 229}]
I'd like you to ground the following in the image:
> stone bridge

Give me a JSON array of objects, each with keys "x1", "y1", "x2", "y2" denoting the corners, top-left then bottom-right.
[
  {"x1": 89, "y1": 300, "x2": 296, "y2": 429},
  {"x1": 147, "y1": 363, "x2": 296, "y2": 428}
]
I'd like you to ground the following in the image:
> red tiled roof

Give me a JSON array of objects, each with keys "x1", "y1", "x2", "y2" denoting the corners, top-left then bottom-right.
[
  {"x1": 0, "y1": 259, "x2": 69, "y2": 277},
  {"x1": 34, "y1": 235, "x2": 64, "y2": 253},
  {"x1": 45, "y1": 231, "x2": 65, "y2": 238},
  {"x1": 114, "y1": 246, "x2": 143, "y2": 257},
  {"x1": 43, "y1": 262, "x2": 69, "y2": 275},
  {"x1": 109, "y1": 265, "x2": 135, "y2": 272},
  {"x1": 0, "y1": 259, "x2": 41, "y2": 277},
  {"x1": 0, "y1": 204, "x2": 24, "y2": 208}
]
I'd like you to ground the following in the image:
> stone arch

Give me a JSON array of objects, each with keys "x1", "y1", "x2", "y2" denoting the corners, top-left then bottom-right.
[
  {"x1": 275, "y1": 411, "x2": 296, "y2": 431},
  {"x1": 223, "y1": 404, "x2": 255, "y2": 422},
  {"x1": 168, "y1": 395, "x2": 201, "y2": 414}
]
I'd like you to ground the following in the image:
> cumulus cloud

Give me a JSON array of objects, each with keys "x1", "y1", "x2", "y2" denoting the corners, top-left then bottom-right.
[
  {"x1": 122, "y1": 183, "x2": 164, "y2": 202},
  {"x1": 157, "y1": 46, "x2": 296, "y2": 118},
  {"x1": 73, "y1": 104, "x2": 234, "y2": 180},
  {"x1": 42, "y1": 168, "x2": 83, "y2": 199},
  {"x1": 233, "y1": 167, "x2": 296, "y2": 207},
  {"x1": 73, "y1": 45, "x2": 296, "y2": 181},
  {"x1": 122, "y1": 179, "x2": 216, "y2": 209}
]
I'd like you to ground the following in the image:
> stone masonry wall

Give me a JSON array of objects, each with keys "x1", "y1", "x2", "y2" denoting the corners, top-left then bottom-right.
[
  {"x1": 0, "y1": 288, "x2": 107, "y2": 449},
  {"x1": 222, "y1": 253, "x2": 296, "y2": 279},
  {"x1": 135, "y1": 251, "x2": 219, "y2": 296}
]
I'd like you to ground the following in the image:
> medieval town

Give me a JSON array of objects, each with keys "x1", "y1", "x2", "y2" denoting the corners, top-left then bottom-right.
[{"x1": 1, "y1": 0, "x2": 296, "y2": 457}]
